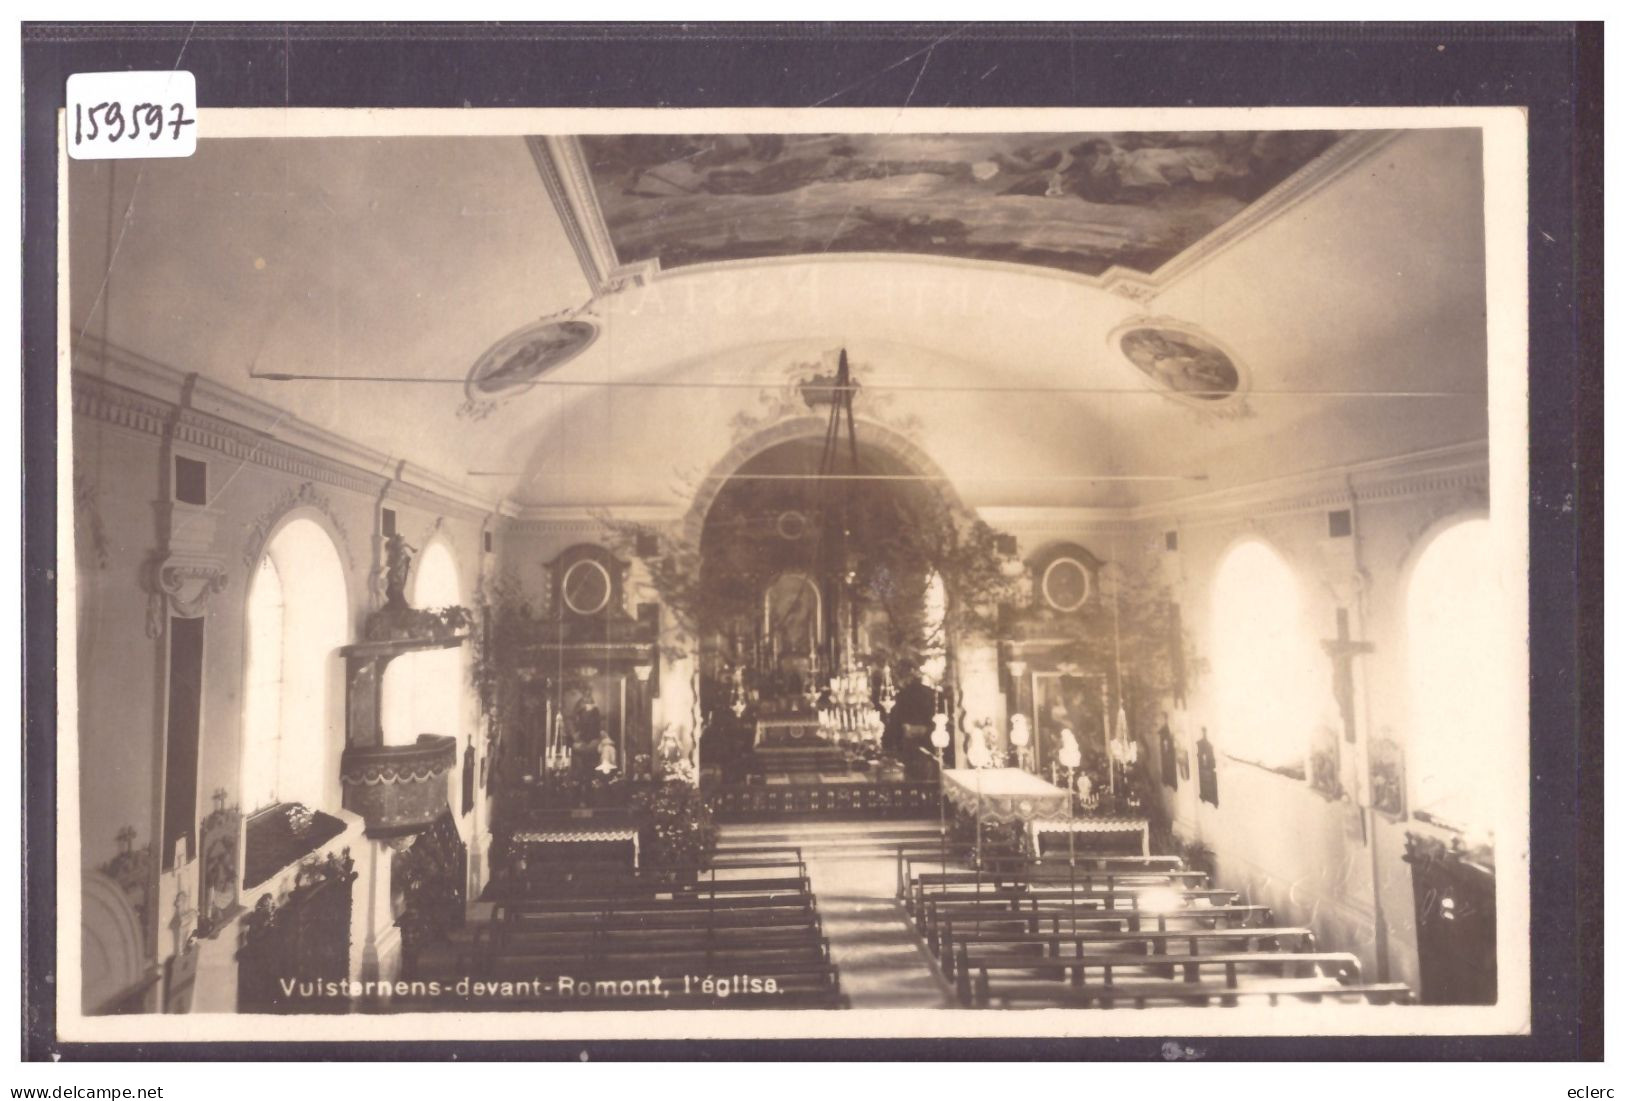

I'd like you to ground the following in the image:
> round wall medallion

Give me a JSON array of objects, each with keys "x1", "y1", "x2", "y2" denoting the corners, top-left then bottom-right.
[
  {"x1": 1041, "y1": 556, "x2": 1093, "y2": 613},
  {"x1": 1114, "y1": 322, "x2": 1242, "y2": 403},
  {"x1": 467, "y1": 316, "x2": 599, "y2": 398},
  {"x1": 561, "y1": 559, "x2": 612, "y2": 616}
]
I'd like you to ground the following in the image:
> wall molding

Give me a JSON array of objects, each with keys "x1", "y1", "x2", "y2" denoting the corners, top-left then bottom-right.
[
  {"x1": 1132, "y1": 440, "x2": 1489, "y2": 531},
  {"x1": 72, "y1": 339, "x2": 1486, "y2": 554},
  {"x1": 71, "y1": 337, "x2": 497, "y2": 523},
  {"x1": 975, "y1": 506, "x2": 1140, "y2": 537},
  {"x1": 499, "y1": 443, "x2": 1488, "y2": 544},
  {"x1": 506, "y1": 505, "x2": 682, "y2": 533}
]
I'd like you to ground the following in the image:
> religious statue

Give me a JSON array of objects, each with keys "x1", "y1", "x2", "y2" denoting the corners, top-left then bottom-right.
[
  {"x1": 572, "y1": 689, "x2": 602, "y2": 742},
  {"x1": 383, "y1": 532, "x2": 417, "y2": 611},
  {"x1": 1076, "y1": 767, "x2": 1098, "y2": 810},
  {"x1": 203, "y1": 862, "x2": 235, "y2": 930},
  {"x1": 1008, "y1": 713, "x2": 1032, "y2": 770},
  {"x1": 571, "y1": 689, "x2": 603, "y2": 779},
  {"x1": 594, "y1": 732, "x2": 620, "y2": 775},
  {"x1": 1058, "y1": 728, "x2": 1082, "y2": 770},
  {"x1": 964, "y1": 719, "x2": 994, "y2": 769},
  {"x1": 656, "y1": 724, "x2": 687, "y2": 775}
]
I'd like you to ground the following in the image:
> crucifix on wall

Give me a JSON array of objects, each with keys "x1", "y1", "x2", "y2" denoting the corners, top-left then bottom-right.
[{"x1": 1321, "y1": 607, "x2": 1374, "y2": 745}]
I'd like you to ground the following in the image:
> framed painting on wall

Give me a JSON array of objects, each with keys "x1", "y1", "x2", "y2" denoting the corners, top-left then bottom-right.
[{"x1": 1030, "y1": 672, "x2": 1108, "y2": 785}]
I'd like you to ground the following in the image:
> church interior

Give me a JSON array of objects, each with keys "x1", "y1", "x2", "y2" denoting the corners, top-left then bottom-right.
[{"x1": 66, "y1": 123, "x2": 1518, "y2": 1020}]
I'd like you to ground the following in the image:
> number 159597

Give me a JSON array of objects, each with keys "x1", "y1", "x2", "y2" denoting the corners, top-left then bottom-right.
[{"x1": 66, "y1": 71, "x2": 198, "y2": 160}]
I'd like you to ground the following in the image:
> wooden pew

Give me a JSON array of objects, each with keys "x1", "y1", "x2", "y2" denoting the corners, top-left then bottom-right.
[
  {"x1": 975, "y1": 978, "x2": 1413, "y2": 1009},
  {"x1": 489, "y1": 874, "x2": 813, "y2": 902},
  {"x1": 903, "y1": 869, "x2": 1210, "y2": 914},
  {"x1": 958, "y1": 948, "x2": 1363, "y2": 1006},
  {"x1": 466, "y1": 920, "x2": 829, "y2": 964},
  {"x1": 896, "y1": 849, "x2": 1186, "y2": 898},
  {"x1": 912, "y1": 885, "x2": 1238, "y2": 928},
  {"x1": 478, "y1": 917, "x2": 828, "y2": 953},
  {"x1": 925, "y1": 902, "x2": 1274, "y2": 955},
  {"x1": 491, "y1": 890, "x2": 817, "y2": 919},
  {"x1": 512, "y1": 854, "x2": 809, "y2": 878},
  {"x1": 474, "y1": 942, "x2": 834, "y2": 980},
  {"x1": 981, "y1": 853, "x2": 1189, "y2": 876},
  {"x1": 492, "y1": 904, "x2": 822, "y2": 934},
  {"x1": 937, "y1": 925, "x2": 1315, "y2": 980}
]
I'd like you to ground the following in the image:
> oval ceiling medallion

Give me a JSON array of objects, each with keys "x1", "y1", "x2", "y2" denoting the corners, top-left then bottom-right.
[
  {"x1": 1114, "y1": 321, "x2": 1243, "y2": 404},
  {"x1": 466, "y1": 316, "x2": 599, "y2": 398}
]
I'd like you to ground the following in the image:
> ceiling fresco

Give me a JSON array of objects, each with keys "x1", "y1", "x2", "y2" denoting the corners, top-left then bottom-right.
[{"x1": 578, "y1": 131, "x2": 1347, "y2": 278}]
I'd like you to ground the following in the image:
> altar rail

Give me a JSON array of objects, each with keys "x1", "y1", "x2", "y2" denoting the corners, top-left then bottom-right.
[{"x1": 707, "y1": 781, "x2": 936, "y2": 821}]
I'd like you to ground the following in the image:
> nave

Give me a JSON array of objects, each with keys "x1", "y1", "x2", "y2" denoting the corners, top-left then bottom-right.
[
  {"x1": 386, "y1": 819, "x2": 1411, "y2": 1014},
  {"x1": 67, "y1": 121, "x2": 1513, "y2": 1028}
]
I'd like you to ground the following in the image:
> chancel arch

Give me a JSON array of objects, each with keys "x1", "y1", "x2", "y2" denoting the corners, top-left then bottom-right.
[{"x1": 681, "y1": 415, "x2": 970, "y2": 549}]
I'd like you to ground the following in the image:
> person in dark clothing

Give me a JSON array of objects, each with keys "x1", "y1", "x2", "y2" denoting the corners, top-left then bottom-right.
[
  {"x1": 884, "y1": 662, "x2": 938, "y2": 774},
  {"x1": 571, "y1": 689, "x2": 603, "y2": 780}
]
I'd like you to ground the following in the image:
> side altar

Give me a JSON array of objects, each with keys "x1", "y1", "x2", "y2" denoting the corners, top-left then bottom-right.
[{"x1": 507, "y1": 543, "x2": 660, "y2": 810}]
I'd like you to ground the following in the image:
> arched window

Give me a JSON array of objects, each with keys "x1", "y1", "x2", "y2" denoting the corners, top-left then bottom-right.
[
  {"x1": 380, "y1": 538, "x2": 465, "y2": 747},
  {"x1": 1406, "y1": 517, "x2": 1498, "y2": 833},
  {"x1": 240, "y1": 517, "x2": 348, "y2": 813},
  {"x1": 1209, "y1": 540, "x2": 1317, "y2": 773}
]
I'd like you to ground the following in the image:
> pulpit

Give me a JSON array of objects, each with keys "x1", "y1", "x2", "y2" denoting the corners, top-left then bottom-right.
[{"x1": 339, "y1": 616, "x2": 464, "y2": 840}]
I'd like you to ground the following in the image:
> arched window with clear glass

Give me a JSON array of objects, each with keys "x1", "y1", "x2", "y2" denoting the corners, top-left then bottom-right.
[
  {"x1": 1209, "y1": 539, "x2": 1318, "y2": 774},
  {"x1": 240, "y1": 517, "x2": 349, "y2": 813},
  {"x1": 1405, "y1": 517, "x2": 1499, "y2": 834}
]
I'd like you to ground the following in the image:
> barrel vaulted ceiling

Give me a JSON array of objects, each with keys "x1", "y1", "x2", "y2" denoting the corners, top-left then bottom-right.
[{"x1": 67, "y1": 125, "x2": 1488, "y2": 515}]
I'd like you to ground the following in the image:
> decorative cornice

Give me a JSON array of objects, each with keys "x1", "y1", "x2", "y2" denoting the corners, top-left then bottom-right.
[
  {"x1": 531, "y1": 130, "x2": 1402, "y2": 306},
  {"x1": 509, "y1": 504, "x2": 681, "y2": 527},
  {"x1": 168, "y1": 406, "x2": 387, "y2": 499},
  {"x1": 1131, "y1": 440, "x2": 1489, "y2": 529},
  {"x1": 71, "y1": 337, "x2": 497, "y2": 521},
  {"x1": 974, "y1": 506, "x2": 1140, "y2": 536},
  {"x1": 380, "y1": 462, "x2": 493, "y2": 524},
  {"x1": 497, "y1": 444, "x2": 1488, "y2": 546}
]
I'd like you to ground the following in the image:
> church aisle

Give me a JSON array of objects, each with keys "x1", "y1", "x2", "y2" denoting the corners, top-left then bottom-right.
[{"x1": 717, "y1": 821, "x2": 955, "y2": 1009}]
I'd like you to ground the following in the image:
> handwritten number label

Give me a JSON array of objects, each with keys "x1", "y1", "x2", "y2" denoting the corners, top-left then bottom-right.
[{"x1": 67, "y1": 72, "x2": 197, "y2": 160}]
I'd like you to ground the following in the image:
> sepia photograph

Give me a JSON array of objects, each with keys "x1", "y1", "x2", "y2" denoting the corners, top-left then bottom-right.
[{"x1": 53, "y1": 101, "x2": 1540, "y2": 1048}]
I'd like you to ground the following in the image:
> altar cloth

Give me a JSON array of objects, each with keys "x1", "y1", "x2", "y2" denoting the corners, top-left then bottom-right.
[
  {"x1": 754, "y1": 718, "x2": 828, "y2": 748},
  {"x1": 513, "y1": 825, "x2": 640, "y2": 869},
  {"x1": 941, "y1": 769, "x2": 1150, "y2": 855},
  {"x1": 941, "y1": 767, "x2": 1071, "y2": 825}
]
